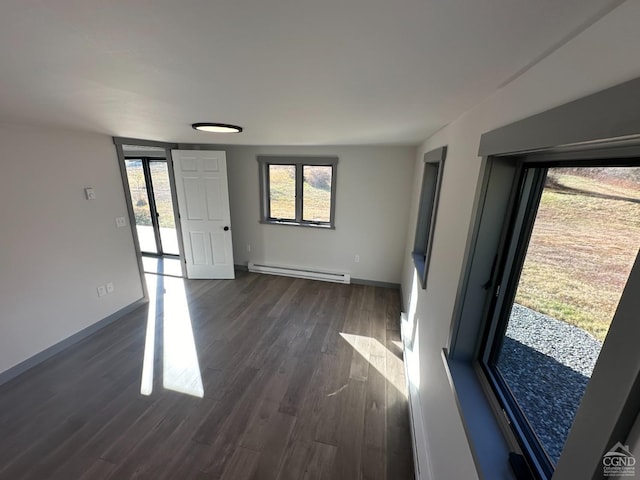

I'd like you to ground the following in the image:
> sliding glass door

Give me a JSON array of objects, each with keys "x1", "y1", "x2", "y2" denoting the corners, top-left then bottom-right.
[
  {"x1": 148, "y1": 161, "x2": 179, "y2": 255},
  {"x1": 124, "y1": 158, "x2": 180, "y2": 257}
]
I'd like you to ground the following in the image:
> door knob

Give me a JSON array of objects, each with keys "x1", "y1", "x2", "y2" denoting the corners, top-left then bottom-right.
[{"x1": 223, "y1": 226, "x2": 230, "y2": 231}]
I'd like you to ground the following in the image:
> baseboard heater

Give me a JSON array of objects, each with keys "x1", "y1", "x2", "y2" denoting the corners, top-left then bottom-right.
[{"x1": 248, "y1": 262, "x2": 351, "y2": 284}]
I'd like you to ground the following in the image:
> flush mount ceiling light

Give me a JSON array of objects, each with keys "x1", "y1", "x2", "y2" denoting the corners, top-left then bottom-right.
[{"x1": 191, "y1": 122, "x2": 243, "y2": 133}]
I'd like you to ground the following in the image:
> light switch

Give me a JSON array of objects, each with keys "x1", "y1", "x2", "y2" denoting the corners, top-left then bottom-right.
[
  {"x1": 115, "y1": 217, "x2": 127, "y2": 228},
  {"x1": 85, "y1": 187, "x2": 96, "y2": 200}
]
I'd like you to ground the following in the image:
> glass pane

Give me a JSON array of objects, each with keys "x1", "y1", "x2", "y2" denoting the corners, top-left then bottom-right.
[
  {"x1": 149, "y1": 161, "x2": 179, "y2": 255},
  {"x1": 269, "y1": 165, "x2": 296, "y2": 219},
  {"x1": 496, "y1": 166, "x2": 640, "y2": 464},
  {"x1": 125, "y1": 160, "x2": 157, "y2": 254},
  {"x1": 142, "y1": 256, "x2": 183, "y2": 277},
  {"x1": 303, "y1": 165, "x2": 332, "y2": 222}
]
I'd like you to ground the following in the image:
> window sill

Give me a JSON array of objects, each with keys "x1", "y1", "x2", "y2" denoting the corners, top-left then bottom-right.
[
  {"x1": 441, "y1": 349, "x2": 517, "y2": 480},
  {"x1": 260, "y1": 220, "x2": 335, "y2": 230}
]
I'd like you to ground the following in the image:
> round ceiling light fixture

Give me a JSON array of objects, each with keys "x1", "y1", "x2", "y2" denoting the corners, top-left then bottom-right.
[{"x1": 192, "y1": 122, "x2": 243, "y2": 133}]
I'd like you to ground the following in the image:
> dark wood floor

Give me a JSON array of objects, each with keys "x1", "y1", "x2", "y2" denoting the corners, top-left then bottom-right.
[{"x1": 0, "y1": 272, "x2": 414, "y2": 479}]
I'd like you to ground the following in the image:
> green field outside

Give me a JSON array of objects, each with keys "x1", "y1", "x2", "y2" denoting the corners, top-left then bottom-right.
[
  {"x1": 269, "y1": 165, "x2": 332, "y2": 222},
  {"x1": 126, "y1": 161, "x2": 332, "y2": 227},
  {"x1": 515, "y1": 168, "x2": 640, "y2": 342},
  {"x1": 125, "y1": 161, "x2": 177, "y2": 229}
]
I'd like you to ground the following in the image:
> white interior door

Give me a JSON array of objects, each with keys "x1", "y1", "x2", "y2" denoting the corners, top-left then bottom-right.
[{"x1": 171, "y1": 150, "x2": 235, "y2": 279}]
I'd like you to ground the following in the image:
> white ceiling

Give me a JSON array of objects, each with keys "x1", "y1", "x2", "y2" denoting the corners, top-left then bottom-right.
[{"x1": 0, "y1": 1, "x2": 623, "y2": 145}]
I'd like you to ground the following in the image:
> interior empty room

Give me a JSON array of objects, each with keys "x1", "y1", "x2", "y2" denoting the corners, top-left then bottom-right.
[{"x1": 2, "y1": 2, "x2": 640, "y2": 479}]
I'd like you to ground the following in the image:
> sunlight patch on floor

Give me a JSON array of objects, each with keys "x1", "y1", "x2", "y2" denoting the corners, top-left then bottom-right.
[
  {"x1": 162, "y1": 276, "x2": 204, "y2": 397},
  {"x1": 141, "y1": 274, "x2": 204, "y2": 398},
  {"x1": 140, "y1": 276, "x2": 157, "y2": 396},
  {"x1": 340, "y1": 332, "x2": 407, "y2": 397}
]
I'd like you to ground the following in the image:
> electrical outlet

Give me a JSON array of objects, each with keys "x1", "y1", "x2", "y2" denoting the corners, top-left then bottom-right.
[
  {"x1": 115, "y1": 217, "x2": 127, "y2": 228},
  {"x1": 106, "y1": 282, "x2": 114, "y2": 294},
  {"x1": 85, "y1": 187, "x2": 96, "y2": 200},
  {"x1": 355, "y1": 254, "x2": 360, "y2": 263},
  {"x1": 97, "y1": 285, "x2": 107, "y2": 297}
]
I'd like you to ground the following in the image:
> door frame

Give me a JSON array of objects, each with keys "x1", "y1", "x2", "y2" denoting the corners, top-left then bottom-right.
[
  {"x1": 114, "y1": 138, "x2": 188, "y2": 291},
  {"x1": 114, "y1": 138, "x2": 240, "y2": 292}
]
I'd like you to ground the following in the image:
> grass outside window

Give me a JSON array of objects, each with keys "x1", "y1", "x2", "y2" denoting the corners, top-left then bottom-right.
[
  {"x1": 514, "y1": 167, "x2": 640, "y2": 341},
  {"x1": 481, "y1": 163, "x2": 640, "y2": 477},
  {"x1": 258, "y1": 156, "x2": 337, "y2": 228}
]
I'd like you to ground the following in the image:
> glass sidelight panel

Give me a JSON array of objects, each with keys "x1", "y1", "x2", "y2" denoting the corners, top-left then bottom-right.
[
  {"x1": 149, "y1": 161, "x2": 179, "y2": 255},
  {"x1": 125, "y1": 158, "x2": 180, "y2": 258},
  {"x1": 125, "y1": 159, "x2": 157, "y2": 254}
]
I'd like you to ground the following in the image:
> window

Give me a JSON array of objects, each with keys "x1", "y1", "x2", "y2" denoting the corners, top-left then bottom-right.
[
  {"x1": 448, "y1": 148, "x2": 640, "y2": 480},
  {"x1": 258, "y1": 156, "x2": 338, "y2": 228},
  {"x1": 446, "y1": 78, "x2": 640, "y2": 480},
  {"x1": 480, "y1": 163, "x2": 640, "y2": 477},
  {"x1": 412, "y1": 146, "x2": 446, "y2": 288}
]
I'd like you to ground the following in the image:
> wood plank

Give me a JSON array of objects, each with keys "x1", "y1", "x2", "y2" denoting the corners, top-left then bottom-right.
[
  {"x1": 276, "y1": 440, "x2": 315, "y2": 480},
  {"x1": 0, "y1": 351, "x2": 143, "y2": 473},
  {"x1": 362, "y1": 362, "x2": 387, "y2": 480},
  {"x1": 276, "y1": 288, "x2": 332, "y2": 416},
  {"x1": 78, "y1": 459, "x2": 117, "y2": 480},
  {"x1": 330, "y1": 378, "x2": 367, "y2": 479},
  {"x1": 278, "y1": 325, "x2": 327, "y2": 416},
  {"x1": 0, "y1": 416, "x2": 86, "y2": 479},
  {"x1": 219, "y1": 447, "x2": 261, "y2": 480},
  {"x1": 385, "y1": 288, "x2": 402, "y2": 331},
  {"x1": 302, "y1": 442, "x2": 337, "y2": 480},
  {"x1": 312, "y1": 349, "x2": 356, "y2": 446},
  {"x1": 240, "y1": 356, "x2": 297, "y2": 451},
  {"x1": 18, "y1": 382, "x2": 148, "y2": 480},
  {"x1": 196, "y1": 336, "x2": 298, "y2": 478},
  {"x1": 156, "y1": 440, "x2": 212, "y2": 480},
  {"x1": 192, "y1": 366, "x2": 260, "y2": 445},
  {"x1": 104, "y1": 399, "x2": 207, "y2": 479},
  {"x1": 250, "y1": 412, "x2": 297, "y2": 480}
]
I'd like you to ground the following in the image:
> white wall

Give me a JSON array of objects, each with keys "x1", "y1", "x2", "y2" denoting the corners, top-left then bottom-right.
[
  {"x1": 0, "y1": 124, "x2": 143, "y2": 375},
  {"x1": 225, "y1": 145, "x2": 415, "y2": 284},
  {"x1": 400, "y1": 1, "x2": 640, "y2": 478}
]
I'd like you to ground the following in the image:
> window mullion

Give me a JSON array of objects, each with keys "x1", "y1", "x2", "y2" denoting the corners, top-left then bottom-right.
[
  {"x1": 295, "y1": 164, "x2": 303, "y2": 222},
  {"x1": 265, "y1": 163, "x2": 271, "y2": 219},
  {"x1": 329, "y1": 165, "x2": 336, "y2": 224}
]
